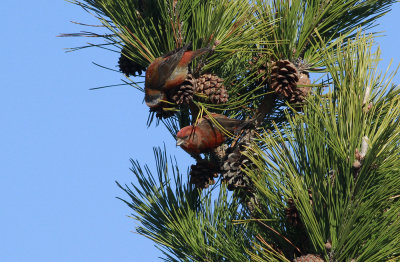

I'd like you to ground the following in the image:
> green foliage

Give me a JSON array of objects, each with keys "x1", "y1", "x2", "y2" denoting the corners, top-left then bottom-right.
[
  {"x1": 255, "y1": 0, "x2": 397, "y2": 65},
  {"x1": 64, "y1": 0, "x2": 400, "y2": 261},
  {"x1": 246, "y1": 33, "x2": 400, "y2": 261},
  {"x1": 68, "y1": 0, "x2": 260, "y2": 68},
  {"x1": 117, "y1": 147, "x2": 254, "y2": 261}
]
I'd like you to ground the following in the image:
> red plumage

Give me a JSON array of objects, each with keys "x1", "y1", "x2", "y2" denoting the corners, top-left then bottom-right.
[
  {"x1": 176, "y1": 113, "x2": 251, "y2": 154},
  {"x1": 145, "y1": 44, "x2": 211, "y2": 108}
]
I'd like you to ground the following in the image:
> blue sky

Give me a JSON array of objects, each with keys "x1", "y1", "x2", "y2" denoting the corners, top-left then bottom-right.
[{"x1": 1, "y1": 1, "x2": 399, "y2": 262}]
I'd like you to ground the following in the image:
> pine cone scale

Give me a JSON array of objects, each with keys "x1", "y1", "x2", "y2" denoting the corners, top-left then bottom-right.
[{"x1": 195, "y1": 74, "x2": 228, "y2": 104}]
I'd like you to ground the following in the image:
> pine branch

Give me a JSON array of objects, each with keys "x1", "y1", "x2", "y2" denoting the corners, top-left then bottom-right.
[{"x1": 64, "y1": 1, "x2": 400, "y2": 261}]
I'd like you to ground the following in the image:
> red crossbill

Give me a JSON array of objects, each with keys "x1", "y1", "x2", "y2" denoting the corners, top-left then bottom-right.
[
  {"x1": 176, "y1": 113, "x2": 253, "y2": 154},
  {"x1": 145, "y1": 44, "x2": 211, "y2": 108}
]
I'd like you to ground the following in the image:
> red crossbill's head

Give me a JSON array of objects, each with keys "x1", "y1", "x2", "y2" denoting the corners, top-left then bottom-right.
[
  {"x1": 144, "y1": 88, "x2": 166, "y2": 108},
  {"x1": 176, "y1": 126, "x2": 194, "y2": 146},
  {"x1": 176, "y1": 121, "x2": 227, "y2": 154},
  {"x1": 176, "y1": 125, "x2": 201, "y2": 153}
]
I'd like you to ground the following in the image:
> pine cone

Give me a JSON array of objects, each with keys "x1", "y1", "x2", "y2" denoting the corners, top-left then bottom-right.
[
  {"x1": 118, "y1": 46, "x2": 146, "y2": 77},
  {"x1": 221, "y1": 141, "x2": 255, "y2": 191},
  {"x1": 196, "y1": 74, "x2": 228, "y2": 104},
  {"x1": 270, "y1": 60, "x2": 300, "y2": 99},
  {"x1": 293, "y1": 254, "x2": 324, "y2": 262},
  {"x1": 149, "y1": 105, "x2": 176, "y2": 119},
  {"x1": 288, "y1": 72, "x2": 312, "y2": 106},
  {"x1": 285, "y1": 190, "x2": 313, "y2": 227},
  {"x1": 285, "y1": 198, "x2": 302, "y2": 227},
  {"x1": 190, "y1": 159, "x2": 220, "y2": 189},
  {"x1": 169, "y1": 74, "x2": 195, "y2": 105}
]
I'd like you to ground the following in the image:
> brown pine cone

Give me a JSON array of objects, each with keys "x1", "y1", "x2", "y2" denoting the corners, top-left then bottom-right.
[
  {"x1": 195, "y1": 74, "x2": 228, "y2": 104},
  {"x1": 221, "y1": 141, "x2": 255, "y2": 191},
  {"x1": 285, "y1": 198, "x2": 302, "y2": 227},
  {"x1": 169, "y1": 74, "x2": 195, "y2": 105},
  {"x1": 285, "y1": 190, "x2": 313, "y2": 227},
  {"x1": 118, "y1": 46, "x2": 146, "y2": 77},
  {"x1": 270, "y1": 60, "x2": 300, "y2": 99},
  {"x1": 190, "y1": 159, "x2": 220, "y2": 189},
  {"x1": 288, "y1": 72, "x2": 312, "y2": 106},
  {"x1": 293, "y1": 254, "x2": 324, "y2": 262}
]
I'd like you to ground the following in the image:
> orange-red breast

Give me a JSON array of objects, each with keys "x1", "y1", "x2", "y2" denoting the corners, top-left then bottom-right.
[
  {"x1": 176, "y1": 113, "x2": 253, "y2": 154},
  {"x1": 145, "y1": 44, "x2": 211, "y2": 108}
]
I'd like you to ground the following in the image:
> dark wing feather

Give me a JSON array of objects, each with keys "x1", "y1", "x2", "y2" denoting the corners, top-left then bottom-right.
[
  {"x1": 213, "y1": 117, "x2": 245, "y2": 134},
  {"x1": 154, "y1": 44, "x2": 190, "y2": 89},
  {"x1": 162, "y1": 42, "x2": 192, "y2": 58},
  {"x1": 206, "y1": 114, "x2": 255, "y2": 135},
  {"x1": 200, "y1": 115, "x2": 243, "y2": 135}
]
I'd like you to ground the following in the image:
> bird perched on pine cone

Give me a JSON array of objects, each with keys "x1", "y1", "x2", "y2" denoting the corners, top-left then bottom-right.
[
  {"x1": 176, "y1": 113, "x2": 254, "y2": 154},
  {"x1": 145, "y1": 43, "x2": 211, "y2": 108}
]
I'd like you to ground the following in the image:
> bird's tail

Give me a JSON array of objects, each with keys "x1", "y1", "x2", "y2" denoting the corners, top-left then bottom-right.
[
  {"x1": 162, "y1": 42, "x2": 192, "y2": 58},
  {"x1": 210, "y1": 116, "x2": 255, "y2": 137},
  {"x1": 190, "y1": 46, "x2": 213, "y2": 59}
]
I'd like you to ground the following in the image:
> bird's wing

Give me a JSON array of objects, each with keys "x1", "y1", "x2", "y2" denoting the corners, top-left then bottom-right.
[
  {"x1": 199, "y1": 114, "x2": 243, "y2": 136},
  {"x1": 213, "y1": 117, "x2": 245, "y2": 135},
  {"x1": 154, "y1": 44, "x2": 190, "y2": 89}
]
